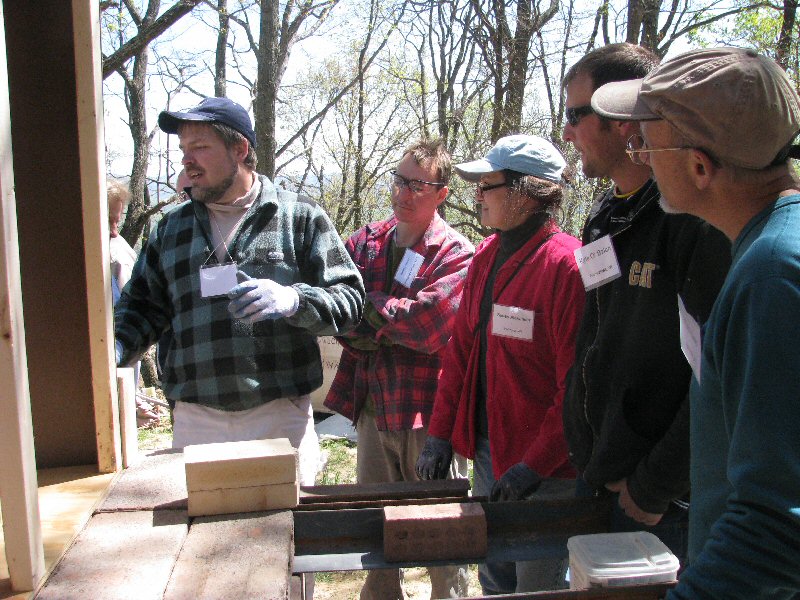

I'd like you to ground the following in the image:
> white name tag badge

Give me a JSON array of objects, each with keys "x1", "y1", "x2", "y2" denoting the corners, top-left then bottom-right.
[
  {"x1": 200, "y1": 262, "x2": 239, "y2": 298},
  {"x1": 678, "y1": 295, "x2": 702, "y2": 383},
  {"x1": 574, "y1": 235, "x2": 622, "y2": 291},
  {"x1": 394, "y1": 249, "x2": 425, "y2": 288},
  {"x1": 492, "y1": 304, "x2": 534, "y2": 341}
]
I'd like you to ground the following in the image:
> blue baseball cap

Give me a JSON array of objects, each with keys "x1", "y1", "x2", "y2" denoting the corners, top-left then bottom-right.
[
  {"x1": 455, "y1": 134, "x2": 566, "y2": 183},
  {"x1": 158, "y1": 97, "x2": 256, "y2": 148}
]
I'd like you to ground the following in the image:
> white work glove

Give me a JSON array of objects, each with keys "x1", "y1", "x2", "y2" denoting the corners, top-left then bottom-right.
[
  {"x1": 227, "y1": 271, "x2": 300, "y2": 323},
  {"x1": 115, "y1": 340, "x2": 123, "y2": 366}
]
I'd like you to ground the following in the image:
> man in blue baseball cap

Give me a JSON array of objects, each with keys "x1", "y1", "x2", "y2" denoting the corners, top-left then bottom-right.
[{"x1": 115, "y1": 97, "x2": 365, "y2": 491}]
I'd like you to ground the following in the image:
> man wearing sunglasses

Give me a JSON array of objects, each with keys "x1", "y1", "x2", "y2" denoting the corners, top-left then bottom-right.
[
  {"x1": 325, "y1": 139, "x2": 474, "y2": 599},
  {"x1": 560, "y1": 43, "x2": 730, "y2": 567}
]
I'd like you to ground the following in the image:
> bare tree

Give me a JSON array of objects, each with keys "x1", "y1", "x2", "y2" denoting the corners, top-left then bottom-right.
[
  {"x1": 102, "y1": 0, "x2": 203, "y2": 79},
  {"x1": 776, "y1": 0, "x2": 798, "y2": 71},
  {"x1": 469, "y1": 0, "x2": 560, "y2": 140},
  {"x1": 214, "y1": 0, "x2": 229, "y2": 96}
]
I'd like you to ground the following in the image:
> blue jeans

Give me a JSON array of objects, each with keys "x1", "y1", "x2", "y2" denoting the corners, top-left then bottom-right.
[
  {"x1": 575, "y1": 477, "x2": 688, "y2": 567},
  {"x1": 473, "y1": 436, "x2": 572, "y2": 595}
]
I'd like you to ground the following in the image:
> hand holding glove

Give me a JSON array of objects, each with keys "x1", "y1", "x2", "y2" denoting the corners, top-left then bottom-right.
[
  {"x1": 415, "y1": 435, "x2": 453, "y2": 480},
  {"x1": 489, "y1": 462, "x2": 542, "y2": 502},
  {"x1": 227, "y1": 271, "x2": 299, "y2": 323}
]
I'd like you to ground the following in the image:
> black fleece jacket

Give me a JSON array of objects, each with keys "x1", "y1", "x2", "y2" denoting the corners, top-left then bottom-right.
[{"x1": 563, "y1": 179, "x2": 730, "y2": 513}]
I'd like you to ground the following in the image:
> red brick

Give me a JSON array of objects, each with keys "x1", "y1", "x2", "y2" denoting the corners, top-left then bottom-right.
[{"x1": 383, "y1": 502, "x2": 487, "y2": 562}]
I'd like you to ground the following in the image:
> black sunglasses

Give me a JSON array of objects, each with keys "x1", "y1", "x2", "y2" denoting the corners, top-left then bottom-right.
[{"x1": 565, "y1": 105, "x2": 594, "y2": 127}]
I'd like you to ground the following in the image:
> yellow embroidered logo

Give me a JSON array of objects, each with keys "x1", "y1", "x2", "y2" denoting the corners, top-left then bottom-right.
[{"x1": 629, "y1": 261, "x2": 657, "y2": 288}]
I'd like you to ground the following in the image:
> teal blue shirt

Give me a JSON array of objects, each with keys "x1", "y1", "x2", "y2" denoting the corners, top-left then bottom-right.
[{"x1": 669, "y1": 194, "x2": 800, "y2": 599}]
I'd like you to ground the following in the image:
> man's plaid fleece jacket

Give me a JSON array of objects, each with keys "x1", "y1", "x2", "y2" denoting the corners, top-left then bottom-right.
[
  {"x1": 114, "y1": 175, "x2": 365, "y2": 411},
  {"x1": 324, "y1": 213, "x2": 474, "y2": 430}
]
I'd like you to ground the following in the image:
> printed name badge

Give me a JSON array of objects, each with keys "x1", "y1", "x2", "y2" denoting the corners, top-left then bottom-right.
[
  {"x1": 200, "y1": 263, "x2": 239, "y2": 298},
  {"x1": 492, "y1": 304, "x2": 534, "y2": 341},
  {"x1": 394, "y1": 249, "x2": 425, "y2": 288},
  {"x1": 574, "y1": 235, "x2": 622, "y2": 291},
  {"x1": 678, "y1": 295, "x2": 702, "y2": 383}
]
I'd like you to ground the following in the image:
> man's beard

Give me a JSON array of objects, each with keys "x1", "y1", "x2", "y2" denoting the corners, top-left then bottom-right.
[
  {"x1": 192, "y1": 174, "x2": 235, "y2": 203},
  {"x1": 191, "y1": 160, "x2": 238, "y2": 204}
]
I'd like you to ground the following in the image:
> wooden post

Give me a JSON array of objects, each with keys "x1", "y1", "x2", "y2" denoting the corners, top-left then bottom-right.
[
  {"x1": 0, "y1": 2, "x2": 45, "y2": 591},
  {"x1": 117, "y1": 368, "x2": 139, "y2": 468},
  {"x1": 72, "y1": 0, "x2": 122, "y2": 473}
]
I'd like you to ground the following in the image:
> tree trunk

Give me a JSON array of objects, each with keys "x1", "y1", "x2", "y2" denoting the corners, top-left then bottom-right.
[
  {"x1": 255, "y1": 0, "x2": 280, "y2": 178},
  {"x1": 214, "y1": 0, "x2": 229, "y2": 97},
  {"x1": 776, "y1": 0, "x2": 798, "y2": 70},
  {"x1": 502, "y1": 0, "x2": 534, "y2": 137},
  {"x1": 119, "y1": 1, "x2": 160, "y2": 247},
  {"x1": 626, "y1": 0, "x2": 643, "y2": 44},
  {"x1": 639, "y1": 0, "x2": 662, "y2": 52}
]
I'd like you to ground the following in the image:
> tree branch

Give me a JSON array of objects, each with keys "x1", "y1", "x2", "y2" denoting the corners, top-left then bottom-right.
[{"x1": 102, "y1": 0, "x2": 203, "y2": 79}]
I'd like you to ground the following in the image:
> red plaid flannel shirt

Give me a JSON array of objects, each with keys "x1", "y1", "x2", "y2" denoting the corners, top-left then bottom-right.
[{"x1": 324, "y1": 213, "x2": 474, "y2": 431}]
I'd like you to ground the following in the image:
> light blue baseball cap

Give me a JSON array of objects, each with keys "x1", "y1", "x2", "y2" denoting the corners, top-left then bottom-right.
[{"x1": 454, "y1": 134, "x2": 566, "y2": 183}]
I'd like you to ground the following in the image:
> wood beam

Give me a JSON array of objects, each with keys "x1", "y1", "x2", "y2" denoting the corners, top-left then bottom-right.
[{"x1": 0, "y1": 1, "x2": 45, "y2": 591}]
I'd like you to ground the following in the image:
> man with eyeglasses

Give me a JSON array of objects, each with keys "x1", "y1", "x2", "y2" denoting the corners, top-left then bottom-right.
[
  {"x1": 591, "y1": 46, "x2": 800, "y2": 600},
  {"x1": 325, "y1": 138, "x2": 474, "y2": 599},
  {"x1": 560, "y1": 43, "x2": 730, "y2": 567}
]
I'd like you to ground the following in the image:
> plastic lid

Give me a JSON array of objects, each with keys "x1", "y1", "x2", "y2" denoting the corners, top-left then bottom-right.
[{"x1": 568, "y1": 532, "x2": 679, "y2": 580}]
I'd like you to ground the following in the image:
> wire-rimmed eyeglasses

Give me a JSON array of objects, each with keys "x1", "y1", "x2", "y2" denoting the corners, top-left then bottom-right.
[
  {"x1": 626, "y1": 134, "x2": 692, "y2": 166},
  {"x1": 389, "y1": 170, "x2": 446, "y2": 194}
]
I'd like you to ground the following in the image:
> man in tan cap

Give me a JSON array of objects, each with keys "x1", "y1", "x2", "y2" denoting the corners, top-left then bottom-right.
[{"x1": 592, "y1": 47, "x2": 800, "y2": 598}]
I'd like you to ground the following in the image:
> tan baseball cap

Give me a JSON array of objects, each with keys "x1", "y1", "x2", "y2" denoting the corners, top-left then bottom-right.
[{"x1": 591, "y1": 47, "x2": 800, "y2": 169}]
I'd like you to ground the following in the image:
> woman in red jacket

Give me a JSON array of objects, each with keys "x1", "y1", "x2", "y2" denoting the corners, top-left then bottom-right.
[{"x1": 416, "y1": 135, "x2": 585, "y2": 595}]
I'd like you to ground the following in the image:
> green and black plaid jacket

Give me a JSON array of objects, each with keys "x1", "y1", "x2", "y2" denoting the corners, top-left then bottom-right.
[{"x1": 115, "y1": 175, "x2": 365, "y2": 411}]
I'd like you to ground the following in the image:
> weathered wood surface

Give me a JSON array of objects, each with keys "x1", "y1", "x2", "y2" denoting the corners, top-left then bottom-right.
[
  {"x1": 164, "y1": 511, "x2": 293, "y2": 600},
  {"x1": 36, "y1": 511, "x2": 188, "y2": 600}
]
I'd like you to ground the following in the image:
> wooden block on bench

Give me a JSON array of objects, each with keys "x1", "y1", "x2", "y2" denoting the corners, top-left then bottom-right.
[
  {"x1": 184, "y1": 438, "x2": 297, "y2": 492},
  {"x1": 188, "y1": 482, "x2": 299, "y2": 517},
  {"x1": 383, "y1": 502, "x2": 487, "y2": 562}
]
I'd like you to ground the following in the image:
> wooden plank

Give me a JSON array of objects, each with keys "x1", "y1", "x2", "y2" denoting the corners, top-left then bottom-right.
[
  {"x1": 0, "y1": 2, "x2": 45, "y2": 591},
  {"x1": 36, "y1": 510, "x2": 188, "y2": 600},
  {"x1": 72, "y1": 0, "x2": 121, "y2": 474},
  {"x1": 165, "y1": 511, "x2": 293, "y2": 600},
  {"x1": 116, "y1": 369, "x2": 139, "y2": 468},
  {"x1": 184, "y1": 438, "x2": 296, "y2": 492},
  {"x1": 188, "y1": 483, "x2": 299, "y2": 517}
]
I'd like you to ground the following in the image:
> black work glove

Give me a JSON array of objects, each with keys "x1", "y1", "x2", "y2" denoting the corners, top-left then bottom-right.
[
  {"x1": 415, "y1": 435, "x2": 453, "y2": 480},
  {"x1": 489, "y1": 462, "x2": 542, "y2": 502}
]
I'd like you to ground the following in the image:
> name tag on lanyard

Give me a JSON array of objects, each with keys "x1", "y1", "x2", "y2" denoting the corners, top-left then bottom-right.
[
  {"x1": 574, "y1": 235, "x2": 622, "y2": 290},
  {"x1": 200, "y1": 262, "x2": 239, "y2": 297},
  {"x1": 678, "y1": 295, "x2": 702, "y2": 383},
  {"x1": 492, "y1": 304, "x2": 534, "y2": 341},
  {"x1": 394, "y1": 249, "x2": 424, "y2": 288}
]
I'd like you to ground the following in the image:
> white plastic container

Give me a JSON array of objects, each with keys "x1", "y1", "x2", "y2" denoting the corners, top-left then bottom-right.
[{"x1": 567, "y1": 531, "x2": 679, "y2": 589}]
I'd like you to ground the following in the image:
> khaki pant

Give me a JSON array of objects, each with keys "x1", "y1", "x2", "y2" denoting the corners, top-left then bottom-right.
[{"x1": 356, "y1": 412, "x2": 469, "y2": 600}]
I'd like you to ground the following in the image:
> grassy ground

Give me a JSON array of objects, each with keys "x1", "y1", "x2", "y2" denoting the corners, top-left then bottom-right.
[{"x1": 136, "y1": 414, "x2": 481, "y2": 598}]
